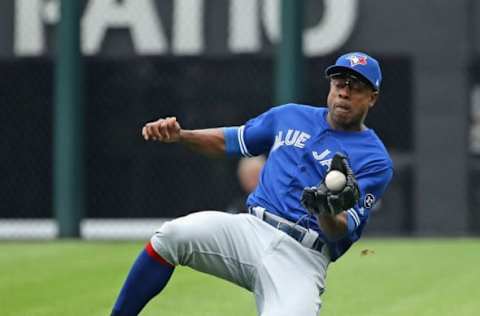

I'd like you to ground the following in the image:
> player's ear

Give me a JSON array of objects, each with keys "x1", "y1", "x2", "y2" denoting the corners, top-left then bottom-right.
[{"x1": 368, "y1": 91, "x2": 379, "y2": 108}]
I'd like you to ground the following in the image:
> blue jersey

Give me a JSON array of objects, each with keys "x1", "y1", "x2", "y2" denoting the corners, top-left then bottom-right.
[{"x1": 224, "y1": 104, "x2": 393, "y2": 261}]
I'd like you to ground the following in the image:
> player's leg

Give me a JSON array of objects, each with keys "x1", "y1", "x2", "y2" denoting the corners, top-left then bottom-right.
[
  {"x1": 253, "y1": 233, "x2": 329, "y2": 316},
  {"x1": 150, "y1": 211, "x2": 280, "y2": 289},
  {"x1": 111, "y1": 242, "x2": 175, "y2": 316},
  {"x1": 111, "y1": 211, "x2": 279, "y2": 315}
]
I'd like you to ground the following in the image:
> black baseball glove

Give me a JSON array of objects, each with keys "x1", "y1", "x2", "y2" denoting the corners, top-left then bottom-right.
[{"x1": 301, "y1": 153, "x2": 360, "y2": 216}]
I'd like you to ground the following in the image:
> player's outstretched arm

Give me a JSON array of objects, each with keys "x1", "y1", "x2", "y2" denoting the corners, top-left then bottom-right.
[{"x1": 142, "y1": 117, "x2": 225, "y2": 157}]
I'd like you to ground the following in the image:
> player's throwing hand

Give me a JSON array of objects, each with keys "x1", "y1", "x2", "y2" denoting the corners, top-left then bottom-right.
[{"x1": 142, "y1": 117, "x2": 181, "y2": 143}]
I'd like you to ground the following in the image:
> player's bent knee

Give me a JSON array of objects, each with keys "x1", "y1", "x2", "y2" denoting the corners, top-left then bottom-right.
[
  {"x1": 150, "y1": 211, "x2": 236, "y2": 265},
  {"x1": 149, "y1": 217, "x2": 197, "y2": 265}
]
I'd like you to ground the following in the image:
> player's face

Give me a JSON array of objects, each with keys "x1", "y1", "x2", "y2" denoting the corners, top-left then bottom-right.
[{"x1": 326, "y1": 74, "x2": 378, "y2": 131}]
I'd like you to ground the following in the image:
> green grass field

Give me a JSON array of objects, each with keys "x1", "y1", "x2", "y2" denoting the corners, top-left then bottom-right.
[{"x1": 1, "y1": 239, "x2": 479, "y2": 316}]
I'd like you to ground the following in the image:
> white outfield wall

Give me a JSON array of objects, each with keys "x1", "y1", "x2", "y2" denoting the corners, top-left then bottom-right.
[{"x1": 0, "y1": 219, "x2": 171, "y2": 240}]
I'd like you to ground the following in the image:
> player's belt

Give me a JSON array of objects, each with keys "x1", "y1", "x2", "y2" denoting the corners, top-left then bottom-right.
[{"x1": 249, "y1": 206, "x2": 326, "y2": 254}]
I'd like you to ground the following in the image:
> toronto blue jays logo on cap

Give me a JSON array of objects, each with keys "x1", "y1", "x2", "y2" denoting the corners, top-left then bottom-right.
[{"x1": 346, "y1": 54, "x2": 368, "y2": 67}]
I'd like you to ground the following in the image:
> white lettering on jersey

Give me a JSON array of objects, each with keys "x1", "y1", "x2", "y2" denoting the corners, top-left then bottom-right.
[
  {"x1": 312, "y1": 149, "x2": 330, "y2": 160},
  {"x1": 272, "y1": 129, "x2": 311, "y2": 152},
  {"x1": 312, "y1": 149, "x2": 332, "y2": 169},
  {"x1": 284, "y1": 130, "x2": 300, "y2": 146},
  {"x1": 319, "y1": 159, "x2": 332, "y2": 169},
  {"x1": 295, "y1": 132, "x2": 310, "y2": 148},
  {"x1": 272, "y1": 131, "x2": 284, "y2": 151}
]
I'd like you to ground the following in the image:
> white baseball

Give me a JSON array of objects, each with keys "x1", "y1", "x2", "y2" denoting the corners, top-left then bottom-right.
[{"x1": 325, "y1": 170, "x2": 347, "y2": 192}]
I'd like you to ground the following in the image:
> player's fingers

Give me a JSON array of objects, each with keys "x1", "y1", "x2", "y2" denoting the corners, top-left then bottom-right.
[
  {"x1": 147, "y1": 122, "x2": 161, "y2": 141},
  {"x1": 154, "y1": 119, "x2": 167, "y2": 139},
  {"x1": 166, "y1": 117, "x2": 179, "y2": 140},
  {"x1": 164, "y1": 119, "x2": 173, "y2": 140},
  {"x1": 172, "y1": 117, "x2": 181, "y2": 131},
  {"x1": 142, "y1": 126, "x2": 149, "y2": 140},
  {"x1": 166, "y1": 117, "x2": 176, "y2": 138},
  {"x1": 160, "y1": 119, "x2": 170, "y2": 140},
  {"x1": 154, "y1": 125, "x2": 165, "y2": 141},
  {"x1": 145, "y1": 124, "x2": 155, "y2": 140}
]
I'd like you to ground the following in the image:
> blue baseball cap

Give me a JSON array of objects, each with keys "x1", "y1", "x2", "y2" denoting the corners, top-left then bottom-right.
[{"x1": 325, "y1": 52, "x2": 382, "y2": 91}]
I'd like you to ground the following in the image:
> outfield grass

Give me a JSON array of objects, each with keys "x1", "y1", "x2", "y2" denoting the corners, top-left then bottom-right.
[{"x1": 1, "y1": 239, "x2": 479, "y2": 316}]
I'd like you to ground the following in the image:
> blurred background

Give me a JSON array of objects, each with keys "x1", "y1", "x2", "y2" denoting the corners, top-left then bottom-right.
[{"x1": 0, "y1": 0, "x2": 478, "y2": 239}]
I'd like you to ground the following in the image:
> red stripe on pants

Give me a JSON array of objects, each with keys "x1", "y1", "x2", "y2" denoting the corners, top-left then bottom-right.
[{"x1": 145, "y1": 242, "x2": 174, "y2": 267}]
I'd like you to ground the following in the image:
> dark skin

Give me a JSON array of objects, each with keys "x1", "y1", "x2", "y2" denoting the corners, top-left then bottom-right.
[
  {"x1": 319, "y1": 74, "x2": 379, "y2": 239},
  {"x1": 141, "y1": 72, "x2": 379, "y2": 240},
  {"x1": 326, "y1": 74, "x2": 379, "y2": 132}
]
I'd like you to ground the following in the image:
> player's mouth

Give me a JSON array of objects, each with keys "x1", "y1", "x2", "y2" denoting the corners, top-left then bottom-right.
[{"x1": 334, "y1": 104, "x2": 351, "y2": 114}]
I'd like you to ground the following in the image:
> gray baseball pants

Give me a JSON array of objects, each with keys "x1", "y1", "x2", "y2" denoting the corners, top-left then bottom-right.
[{"x1": 150, "y1": 211, "x2": 330, "y2": 316}]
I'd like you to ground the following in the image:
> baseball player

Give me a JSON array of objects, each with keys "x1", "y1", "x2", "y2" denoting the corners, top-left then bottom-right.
[{"x1": 111, "y1": 52, "x2": 393, "y2": 316}]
